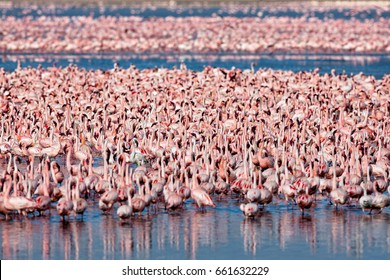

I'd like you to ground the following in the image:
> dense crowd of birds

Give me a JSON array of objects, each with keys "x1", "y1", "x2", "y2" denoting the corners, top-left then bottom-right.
[
  {"x1": 0, "y1": 65, "x2": 389, "y2": 221},
  {"x1": 0, "y1": 15, "x2": 389, "y2": 54}
]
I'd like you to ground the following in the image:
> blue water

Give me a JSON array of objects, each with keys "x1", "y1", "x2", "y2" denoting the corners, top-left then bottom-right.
[
  {"x1": 1, "y1": 53, "x2": 389, "y2": 79},
  {"x1": 1, "y1": 196, "x2": 390, "y2": 260},
  {"x1": 1, "y1": 5, "x2": 389, "y2": 20}
]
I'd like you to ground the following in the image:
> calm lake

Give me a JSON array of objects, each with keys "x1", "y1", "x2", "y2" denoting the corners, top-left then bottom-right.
[{"x1": 1, "y1": 195, "x2": 390, "y2": 260}]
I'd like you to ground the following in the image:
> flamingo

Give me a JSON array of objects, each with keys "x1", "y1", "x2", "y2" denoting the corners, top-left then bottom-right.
[
  {"x1": 263, "y1": 161, "x2": 280, "y2": 195},
  {"x1": 257, "y1": 167, "x2": 273, "y2": 209},
  {"x1": 35, "y1": 160, "x2": 52, "y2": 215},
  {"x1": 279, "y1": 171, "x2": 297, "y2": 205},
  {"x1": 246, "y1": 171, "x2": 261, "y2": 203},
  {"x1": 151, "y1": 157, "x2": 166, "y2": 196},
  {"x1": 330, "y1": 157, "x2": 349, "y2": 209},
  {"x1": 215, "y1": 168, "x2": 230, "y2": 196},
  {"x1": 177, "y1": 171, "x2": 191, "y2": 202},
  {"x1": 117, "y1": 188, "x2": 132, "y2": 220},
  {"x1": 240, "y1": 203, "x2": 258, "y2": 217},
  {"x1": 370, "y1": 191, "x2": 390, "y2": 213},
  {"x1": 190, "y1": 174, "x2": 216, "y2": 210},
  {"x1": 296, "y1": 186, "x2": 313, "y2": 215},
  {"x1": 258, "y1": 141, "x2": 274, "y2": 170},
  {"x1": 56, "y1": 180, "x2": 74, "y2": 221},
  {"x1": 50, "y1": 161, "x2": 64, "y2": 185},
  {"x1": 4, "y1": 175, "x2": 37, "y2": 216},
  {"x1": 41, "y1": 134, "x2": 61, "y2": 158},
  {"x1": 131, "y1": 195, "x2": 146, "y2": 215},
  {"x1": 345, "y1": 183, "x2": 364, "y2": 206},
  {"x1": 374, "y1": 180, "x2": 387, "y2": 193},
  {"x1": 0, "y1": 56, "x2": 389, "y2": 230},
  {"x1": 0, "y1": 191, "x2": 11, "y2": 219},
  {"x1": 73, "y1": 177, "x2": 88, "y2": 218},
  {"x1": 199, "y1": 170, "x2": 216, "y2": 195},
  {"x1": 165, "y1": 187, "x2": 183, "y2": 211},
  {"x1": 359, "y1": 186, "x2": 373, "y2": 212},
  {"x1": 0, "y1": 200, "x2": 11, "y2": 219},
  {"x1": 131, "y1": 177, "x2": 146, "y2": 215},
  {"x1": 163, "y1": 175, "x2": 183, "y2": 211},
  {"x1": 99, "y1": 176, "x2": 118, "y2": 213}
]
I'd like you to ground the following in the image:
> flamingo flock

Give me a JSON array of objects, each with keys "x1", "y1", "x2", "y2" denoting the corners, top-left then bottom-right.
[
  {"x1": 0, "y1": 15, "x2": 389, "y2": 54},
  {"x1": 0, "y1": 65, "x2": 388, "y2": 221}
]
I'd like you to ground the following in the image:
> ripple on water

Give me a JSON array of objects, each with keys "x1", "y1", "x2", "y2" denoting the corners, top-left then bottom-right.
[{"x1": 1, "y1": 193, "x2": 390, "y2": 259}]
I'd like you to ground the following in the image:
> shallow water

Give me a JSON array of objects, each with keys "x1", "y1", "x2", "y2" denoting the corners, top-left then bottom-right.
[
  {"x1": 2, "y1": 53, "x2": 390, "y2": 79},
  {"x1": 1, "y1": 196, "x2": 390, "y2": 260}
]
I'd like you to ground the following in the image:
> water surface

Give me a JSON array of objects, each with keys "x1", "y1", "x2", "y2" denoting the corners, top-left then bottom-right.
[
  {"x1": 2, "y1": 53, "x2": 389, "y2": 79},
  {"x1": 1, "y1": 5, "x2": 389, "y2": 20},
  {"x1": 1, "y1": 197, "x2": 390, "y2": 260}
]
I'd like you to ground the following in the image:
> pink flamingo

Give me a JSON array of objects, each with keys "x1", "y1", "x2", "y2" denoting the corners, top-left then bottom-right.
[
  {"x1": 190, "y1": 174, "x2": 216, "y2": 210},
  {"x1": 330, "y1": 157, "x2": 349, "y2": 209},
  {"x1": 240, "y1": 203, "x2": 258, "y2": 217},
  {"x1": 296, "y1": 186, "x2": 313, "y2": 215},
  {"x1": 4, "y1": 174, "x2": 37, "y2": 216},
  {"x1": 73, "y1": 177, "x2": 88, "y2": 218},
  {"x1": 56, "y1": 180, "x2": 74, "y2": 221},
  {"x1": 117, "y1": 188, "x2": 132, "y2": 220}
]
